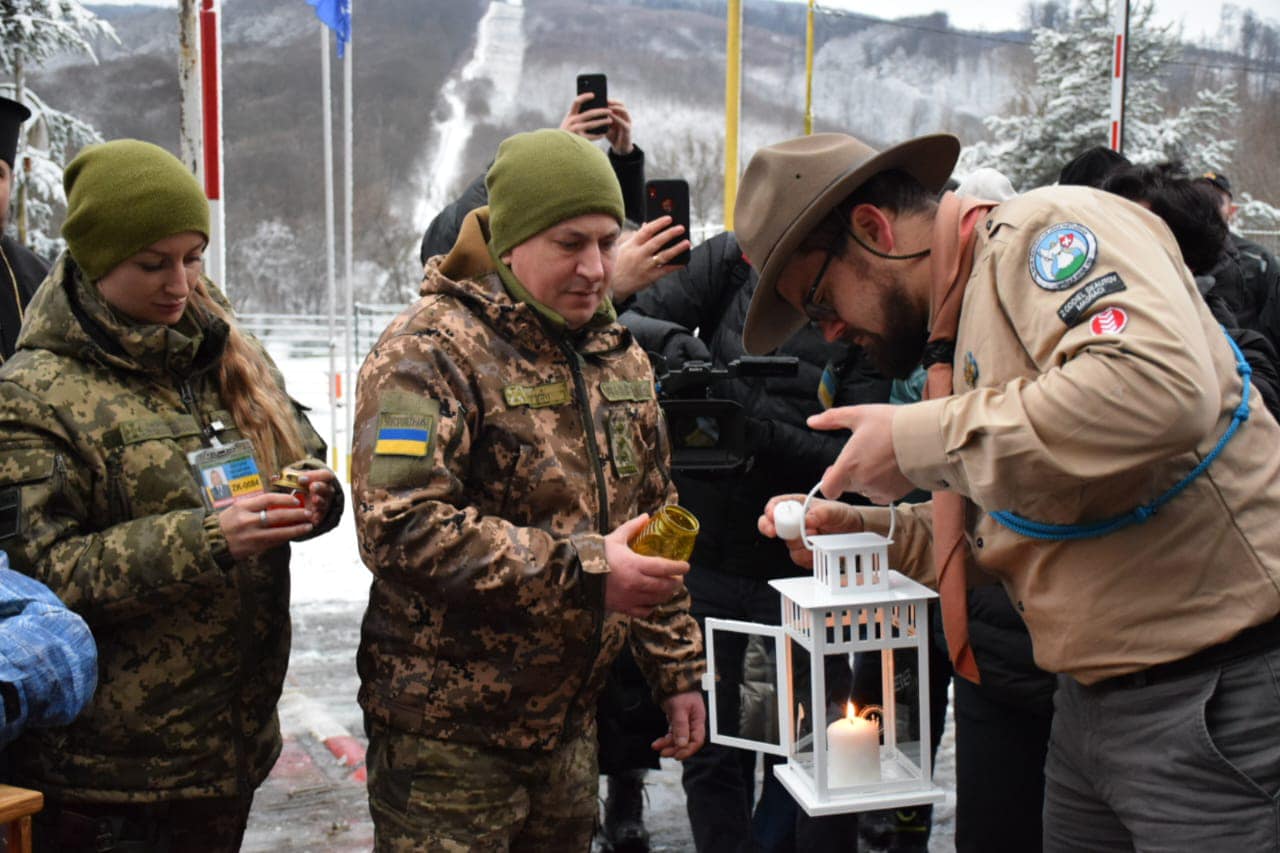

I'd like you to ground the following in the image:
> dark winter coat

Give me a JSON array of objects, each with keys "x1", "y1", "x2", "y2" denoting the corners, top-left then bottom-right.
[
  {"x1": 0, "y1": 255, "x2": 339, "y2": 803},
  {"x1": 0, "y1": 233, "x2": 48, "y2": 361},
  {"x1": 1208, "y1": 232, "x2": 1279, "y2": 336},
  {"x1": 621, "y1": 231, "x2": 891, "y2": 580},
  {"x1": 419, "y1": 145, "x2": 647, "y2": 264}
]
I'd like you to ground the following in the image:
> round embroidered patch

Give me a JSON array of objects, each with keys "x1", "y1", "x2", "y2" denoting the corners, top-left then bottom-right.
[
  {"x1": 1089, "y1": 307, "x2": 1128, "y2": 336},
  {"x1": 1029, "y1": 222, "x2": 1098, "y2": 291}
]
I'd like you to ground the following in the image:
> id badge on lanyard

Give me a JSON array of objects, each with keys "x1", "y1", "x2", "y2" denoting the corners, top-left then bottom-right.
[{"x1": 188, "y1": 439, "x2": 265, "y2": 511}]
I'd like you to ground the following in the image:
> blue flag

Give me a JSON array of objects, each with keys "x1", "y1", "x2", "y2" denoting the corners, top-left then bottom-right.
[{"x1": 308, "y1": 0, "x2": 351, "y2": 57}]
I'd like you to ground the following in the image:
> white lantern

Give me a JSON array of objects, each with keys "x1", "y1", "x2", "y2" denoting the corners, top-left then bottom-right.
[{"x1": 702, "y1": 494, "x2": 945, "y2": 816}]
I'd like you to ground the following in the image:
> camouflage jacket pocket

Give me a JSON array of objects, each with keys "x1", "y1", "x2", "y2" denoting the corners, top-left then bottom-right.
[{"x1": 0, "y1": 443, "x2": 58, "y2": 544}]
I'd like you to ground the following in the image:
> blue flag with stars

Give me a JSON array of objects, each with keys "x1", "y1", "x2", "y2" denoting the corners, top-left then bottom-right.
[{"x1": 308, "y1": 0, "x2": 351, "y2": 57}]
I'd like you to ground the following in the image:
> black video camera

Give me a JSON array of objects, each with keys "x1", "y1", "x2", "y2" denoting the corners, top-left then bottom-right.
[{"x1": 655, "y1": 355, "x2": 799, "y2": 475}]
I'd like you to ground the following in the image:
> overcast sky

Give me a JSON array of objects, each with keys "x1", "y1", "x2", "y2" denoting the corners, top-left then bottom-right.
[{"x1": 86, "y1": 0, "x2": 1278, "y2": 43}]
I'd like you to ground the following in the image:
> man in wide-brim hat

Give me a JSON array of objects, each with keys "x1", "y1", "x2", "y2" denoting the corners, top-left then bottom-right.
[
  {"x1": 743, "y1": 131, "x2": 1280, "y2": 852},
  {"x1": 0, "y1": 94, "x2": 49, "y2": 362}
]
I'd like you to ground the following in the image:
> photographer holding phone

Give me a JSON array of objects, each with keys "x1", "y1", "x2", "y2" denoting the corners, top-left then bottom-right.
[{"x1": 420, "y1": 86, "x2": 649, "y2": 265}]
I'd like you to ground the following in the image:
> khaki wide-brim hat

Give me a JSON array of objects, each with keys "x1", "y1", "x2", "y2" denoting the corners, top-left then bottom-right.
[{"x1": 737, "y1": 132, "x2": 960, "y2": 354}]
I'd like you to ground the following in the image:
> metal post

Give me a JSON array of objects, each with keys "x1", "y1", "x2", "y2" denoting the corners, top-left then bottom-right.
[
  {"x1": 199, "y1": 0, "x2": 226, "y2": 289},
  {"x1": 322, "y1": 24, "x2": 339, "y2": 469},
  {"x1": 724, "y1": 0, "x2": 742, "y2": 230},
  {"x1": 804, "y1": 0, "x2": 815, "y2": 135},
  {"x1": 1108, "y1": 0, "x2": 1130, "y2": 154},
  {"x1": 342, "y1": 0, "x2": 355, "y2": 478}
]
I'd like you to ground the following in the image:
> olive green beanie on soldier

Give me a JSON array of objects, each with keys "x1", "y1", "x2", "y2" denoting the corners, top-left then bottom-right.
[
  {"x1": 62, "y1": 139, "x2": 210, "y2": 280},
  {"x1": 485, "y1": 129, "x2": 624, "y2": 258}
]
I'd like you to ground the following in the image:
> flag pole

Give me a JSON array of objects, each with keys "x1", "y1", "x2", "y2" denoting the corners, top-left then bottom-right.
[
  {"x1": 199, "y1": 0, "x2": 226, "y2": 290},
  {"x1": 322, "y1": 22, "x2": 338, "y2": 470},
  {"x1": 342, "y1": 0, "x2": 355, "y2": 480}
]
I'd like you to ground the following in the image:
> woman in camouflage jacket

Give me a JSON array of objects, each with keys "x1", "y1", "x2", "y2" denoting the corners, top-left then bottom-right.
[{"x1": 0, "y1": 140, "x2": 343, "y2": 852}]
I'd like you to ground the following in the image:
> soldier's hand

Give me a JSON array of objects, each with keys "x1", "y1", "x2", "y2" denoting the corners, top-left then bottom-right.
[
  {"x1": 219, "y1": 492, "x2": 314, "y2": 560},
  {"x1": 653, "y1": 690, "x2": 706, "y2": 760},
  {"x1": 760, "y1": 494, "x2": 865, "y2": 570},
  {"x1": 602, "y1": 514, "x2": 688, "y2": 619}
]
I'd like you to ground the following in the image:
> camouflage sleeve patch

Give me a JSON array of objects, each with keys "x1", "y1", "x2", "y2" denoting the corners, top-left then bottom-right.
[{"x1": 368, "y1": 392, "x2": 440, "y2": 488}]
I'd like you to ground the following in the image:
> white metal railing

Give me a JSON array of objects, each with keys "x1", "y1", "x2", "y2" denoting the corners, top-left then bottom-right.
[{"x1": 239, "y1": 302, "x2": 403, "y2": 359}]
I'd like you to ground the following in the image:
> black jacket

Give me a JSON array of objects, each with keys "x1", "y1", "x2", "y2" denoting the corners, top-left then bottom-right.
[
  {"x1": 419, "y1": 146, "x2": 647, "y2": 264},
  {"x1": 1208, "y1": 233, "x2": 1280, "y2": 337},
  {"x1": 0, "y1": 234, "x2": 48, "y2": 361},
  {"x1": 621, "y1": 232, "x2": 890, "y2": 580}
]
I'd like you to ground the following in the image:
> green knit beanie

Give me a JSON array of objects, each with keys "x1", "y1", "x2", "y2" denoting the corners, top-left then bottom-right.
[
  {"x1": 62, "y1": 139, "x2": 210, "y2": 280},
  {"x1": 486, "y1": 129, "x2": 624, "y2": 258}
]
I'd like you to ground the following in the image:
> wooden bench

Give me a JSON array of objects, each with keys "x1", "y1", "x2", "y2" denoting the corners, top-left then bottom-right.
[{"x1": 0, "y1": 785, "x2": 42, "y2": 853}]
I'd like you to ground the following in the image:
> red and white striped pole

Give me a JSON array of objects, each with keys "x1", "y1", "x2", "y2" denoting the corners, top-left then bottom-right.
[
  {"x1": 1108, "y1": 0, "x2": 1130, "y2": 154},
  {"x1": 199, "y1": 0, "x2": 226, "y2": 288}
]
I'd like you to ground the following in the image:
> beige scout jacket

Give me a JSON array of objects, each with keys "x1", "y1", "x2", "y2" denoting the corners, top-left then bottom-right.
[
  {"x1": 353, "y1": 209, "x2": 704, "y2": 751},
  {"x1": 873, "y1": 187, "x2": 1280, "y2": 685}
]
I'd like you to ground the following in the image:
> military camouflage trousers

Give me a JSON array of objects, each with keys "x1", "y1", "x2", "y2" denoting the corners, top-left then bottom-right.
[{"x1": 366, "y1": 720, "x2": 599, "y2": 852}]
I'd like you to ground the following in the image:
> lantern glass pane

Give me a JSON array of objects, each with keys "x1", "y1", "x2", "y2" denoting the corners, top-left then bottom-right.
[
  {"x1": 787, "y1": 637, "x2": 815, "y2": 774},
  {"x1": 724, "y1": 634, "x2": 781, "y2": 745}
]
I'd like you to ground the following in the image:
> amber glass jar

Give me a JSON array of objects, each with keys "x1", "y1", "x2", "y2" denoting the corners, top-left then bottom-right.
[{"x1": 629, "y1": 504, "x2": 700, "y2": 561}]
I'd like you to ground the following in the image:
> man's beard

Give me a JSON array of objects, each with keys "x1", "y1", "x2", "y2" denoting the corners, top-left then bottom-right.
[{"x1": 845, "y1": 269, "x2": 928, "y2": 380}]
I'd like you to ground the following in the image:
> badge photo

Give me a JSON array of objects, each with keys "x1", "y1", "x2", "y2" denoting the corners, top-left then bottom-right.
[{"x1": 1029, "y1": 222, "x2": 1098, "y2": 291}]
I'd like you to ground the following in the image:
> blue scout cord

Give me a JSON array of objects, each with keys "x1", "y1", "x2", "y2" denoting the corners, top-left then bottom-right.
[{"x1": 989, "y1": 330, "x2": 1252, "y2": 541}]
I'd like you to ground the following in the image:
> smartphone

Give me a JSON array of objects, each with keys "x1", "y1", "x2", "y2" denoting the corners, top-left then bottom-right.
[
  {"x1": 645, "y1": 179, "x2": 692, "y2": 266},
  {"x1": 576, "y1": 73, "x2": 608, "y2": 136}
]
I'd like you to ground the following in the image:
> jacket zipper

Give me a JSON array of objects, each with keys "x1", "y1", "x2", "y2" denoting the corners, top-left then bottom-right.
[
  {"x1": 181, "y1": 377, "x2": 252, "y2": 795},
  {"x1": 560, "y1": 342, "x2": 610, "y2": 534},
  {"x1": 559, "y1": 339, "x2": 609, "y2": 742}
]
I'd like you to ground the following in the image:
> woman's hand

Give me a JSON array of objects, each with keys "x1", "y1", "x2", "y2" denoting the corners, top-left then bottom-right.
[
  {"x1": 219, "y1": 491, "x2": 314, "y2": 560},
  {"x1": 296, "y1": 467, "x2": 337, "y2": 526}
]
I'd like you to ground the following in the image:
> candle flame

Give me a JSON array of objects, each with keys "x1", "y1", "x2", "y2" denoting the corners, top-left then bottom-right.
[{"x1": 846, "y1": 701, "x2": 856, "y2": 721}]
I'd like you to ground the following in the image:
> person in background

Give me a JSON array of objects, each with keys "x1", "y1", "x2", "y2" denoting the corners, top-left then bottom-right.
[
  {"x1": 420, "y1": 92, "x2": 654, "y2": 263},
  {"x1": 0, "y1": 95, "x2": 49, "y2": 362},
  {"x1": 743, "y1": 130, "x2": 1280, "y2": 853},
  {"x1": 1103, "y1": 161, "x2": 1280, "y2": 418},
  {"x1": 354, "y1": 128, "x2": 704, "y2": 852},
  {"x1": 0, "y1": 551, "x2": 97, "y2": 755},
  {"x1": 1196, "y1": 171, "x2": 1280, "y2": 350},
  {"x1": 0, "y1": 139, "x2": 343, "y2": 853},
  {"x1": 622, "y1": 229, "x2": 887, "y2": 853},
  {"x1": 1056, "y1": 145, "x2": 1130, "y2": 189}
]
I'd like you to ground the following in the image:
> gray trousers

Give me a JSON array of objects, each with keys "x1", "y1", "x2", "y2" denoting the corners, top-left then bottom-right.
[{"x1": 1044, "y1": 647, "x2": 1280, "y2": 852}]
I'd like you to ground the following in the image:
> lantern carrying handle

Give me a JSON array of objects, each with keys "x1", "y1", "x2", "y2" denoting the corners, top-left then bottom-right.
[{"x1": 799, "y1": 482, "x2": 895, "y2": 551}]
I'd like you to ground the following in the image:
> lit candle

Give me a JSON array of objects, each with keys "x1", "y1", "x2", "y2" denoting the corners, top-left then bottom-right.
[
  {"x1": 827, "y1": 703, "x2": 880, "y2": 787},
  {"x1": 773, "y1": 500, "x2": 805, "y2": 541}
]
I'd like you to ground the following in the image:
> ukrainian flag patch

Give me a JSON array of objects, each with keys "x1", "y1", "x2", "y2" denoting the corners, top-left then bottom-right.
[{"x1": 375, "y1": 412, "x2": 433, "y2": 457}]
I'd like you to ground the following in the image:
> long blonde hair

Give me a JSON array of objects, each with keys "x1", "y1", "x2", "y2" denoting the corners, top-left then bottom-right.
[{"x1": 189, "y1": 279, "x2": 307, "y2": 477}]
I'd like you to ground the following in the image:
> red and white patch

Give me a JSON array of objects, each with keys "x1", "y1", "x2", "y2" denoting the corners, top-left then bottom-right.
[{"x1": 1089, "y1": 307, "x2": 1128, "y2": 336}]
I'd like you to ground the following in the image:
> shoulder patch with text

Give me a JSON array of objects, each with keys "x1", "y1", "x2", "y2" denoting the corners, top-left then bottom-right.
[
  {"x1": 1057, "y1": 272, "x2": 1127, "y2": 326},
  {"x1": 1029, "y1": 222, "x2": 1098, "y2": 291},
  {"x1": 375, "y1": 411, "x2": 435, "y2": 457},
  {"x1": 503, "y1": 381, "x2": 571, "y2": 409}
]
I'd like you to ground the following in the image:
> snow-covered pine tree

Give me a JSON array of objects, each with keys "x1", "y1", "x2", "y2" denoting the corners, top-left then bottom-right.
[
  {"x1": 960, "y1": 0, "x2": 1238, "y2": 193},
  {"x1": 0, "y1": 0, "x2": 116, "y2": 256}
]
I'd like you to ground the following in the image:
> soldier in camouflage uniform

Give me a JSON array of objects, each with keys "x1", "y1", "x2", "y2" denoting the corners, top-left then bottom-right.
[
  {"x1": 0, "y1": 140, "x2": 343, "y2": 852},
  {"x1": 354, "y1": 129, "x2": 705, "y2": 852}
]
